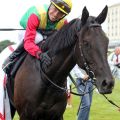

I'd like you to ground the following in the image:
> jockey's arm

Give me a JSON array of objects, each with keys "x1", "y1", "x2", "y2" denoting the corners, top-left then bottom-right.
[{"x1": 24, "y1": 14, "x2": 42, "y2": 58}]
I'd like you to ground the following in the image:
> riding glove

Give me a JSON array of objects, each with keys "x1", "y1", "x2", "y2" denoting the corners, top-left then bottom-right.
[{"x1": 37, "y1": 51, "x2": 52, "y2": 70}]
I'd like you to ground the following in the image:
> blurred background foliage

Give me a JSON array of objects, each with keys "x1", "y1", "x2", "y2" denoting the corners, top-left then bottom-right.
[{"x1": 0, "y1": 40, "x2": 14, "y2": 52}]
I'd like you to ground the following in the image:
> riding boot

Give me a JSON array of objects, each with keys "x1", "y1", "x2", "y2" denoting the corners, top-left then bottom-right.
[{"x1": 2, "y1": 42, "x2": 24, "y2": 74}]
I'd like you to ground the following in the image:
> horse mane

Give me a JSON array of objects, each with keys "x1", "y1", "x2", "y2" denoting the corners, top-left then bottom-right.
[{"x1": 41, "y1": 19, "x2": 79, "y2": 54}]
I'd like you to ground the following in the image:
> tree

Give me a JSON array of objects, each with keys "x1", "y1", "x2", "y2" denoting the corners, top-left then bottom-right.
[{"x1": 0, "y1": 40, "x2": 15, "y2": 52}]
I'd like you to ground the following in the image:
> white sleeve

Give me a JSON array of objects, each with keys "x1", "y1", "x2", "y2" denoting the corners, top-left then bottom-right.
[
  {"x1": 72, "y1": 65, "x2": 86, "y2": 79},
  {"x1": 108, "y1": 53, "x2": 116, "y2": 65}
]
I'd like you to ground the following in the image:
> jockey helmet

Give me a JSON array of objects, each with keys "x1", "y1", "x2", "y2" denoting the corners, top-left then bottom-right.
[{"x1": 50, "y1": 0, "x2": 72, "y2": 15}]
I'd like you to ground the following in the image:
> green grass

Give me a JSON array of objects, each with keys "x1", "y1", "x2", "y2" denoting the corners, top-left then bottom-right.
[
  {"x1": 13, "y1": 80, "x2": 120, "y2": 120},
  {"x1": 64, "y1": 80, "x2": 120, "y2": 120}
]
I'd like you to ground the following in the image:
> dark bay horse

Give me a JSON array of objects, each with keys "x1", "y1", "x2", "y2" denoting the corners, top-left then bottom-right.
[{"x1": 12, "y1": 6, "x2": 114, "y2": 120}]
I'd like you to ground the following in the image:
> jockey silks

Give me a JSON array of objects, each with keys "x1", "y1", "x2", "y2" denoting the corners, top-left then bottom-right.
[
  {"x1": 20, "y1": 4, "x2": 67, "y2": 30},
  {"x1": 19, "y1": 4, "x2": 68, "y2": 57}
]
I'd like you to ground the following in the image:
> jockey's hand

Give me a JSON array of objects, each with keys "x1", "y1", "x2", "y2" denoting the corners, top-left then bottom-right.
[{"x1": 37, "y1": 51, "x2": 52, "y2": 70}]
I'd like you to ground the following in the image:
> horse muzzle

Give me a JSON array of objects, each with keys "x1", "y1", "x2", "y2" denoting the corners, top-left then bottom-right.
[{"x1": 95, "y1": 78, "x2": 115, "y2": 94}]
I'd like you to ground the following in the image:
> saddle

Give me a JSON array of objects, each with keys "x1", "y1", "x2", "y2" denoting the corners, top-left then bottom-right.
[
  {"x1": 4, "y1": 51, "x2": 27, "y2": 107},
  {"x1": 2, "y1": 39, "x2": 46, "y2": 108},
  {"x1": 3, "y1": 40, "x2": 45, "y2": 106}
]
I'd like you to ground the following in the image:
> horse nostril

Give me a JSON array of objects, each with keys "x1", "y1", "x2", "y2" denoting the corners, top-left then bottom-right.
[
  {"x1": 102, "y1": 80, "x2": 107, "y2": 87},
  {"x1": 102, "y1": 80, "x2": 114, "y2": 89}
]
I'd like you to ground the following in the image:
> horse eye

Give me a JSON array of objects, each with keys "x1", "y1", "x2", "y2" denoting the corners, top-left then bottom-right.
[{"x1": 83, "y1": 41, "x2": 90, "y2": 48}]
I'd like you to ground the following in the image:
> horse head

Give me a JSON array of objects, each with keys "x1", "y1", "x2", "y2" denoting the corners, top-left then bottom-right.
[{"x1": 74, "y1": 6, "x2": 114, "y2": 94}]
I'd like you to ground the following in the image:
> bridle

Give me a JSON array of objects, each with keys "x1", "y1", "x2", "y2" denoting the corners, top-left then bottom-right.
[
  {"x1": 74, "y1": 21, "x2": 102, "y2": 83},
  {"x1": 40, "y1": 21, "x2": 120, "y2": 109},
  {"x1": 39, "y1": 54, "x2": 95, "y2": 97},
  {"x1": 1, "y1": 22, "x2": 119, "y2": 110},
  {"x1": 39, "y1": 21, "x2": 101, "y2": 95},
  {"x1": 75, "y1": 22, "x2": 120, "y2": 109}
]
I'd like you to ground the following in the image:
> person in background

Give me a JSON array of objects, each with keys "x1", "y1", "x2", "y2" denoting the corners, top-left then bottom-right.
[
  {"x1": 109, "y1": 47, "x2": 120, "y2": 67},
  {"x1": 70, "y1": 65, "x2": 93, "y2": 120},
  {"x1": 66, "y1": 77, "x2": 72, "y2": 108},
  {"x1": 108, "y1": 47, "x2": 120, "y2": 79},
  {"x1": 108, "y1": 47, "x2": 120, "y2": 112},
  {"x1": 3, "y1": 0, "x2": 72, "y2": 74}
]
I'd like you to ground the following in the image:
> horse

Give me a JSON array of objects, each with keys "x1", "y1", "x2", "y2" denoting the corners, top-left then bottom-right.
[{"x1": 5, "y1": 6, "x2": 114, "y2": 120}]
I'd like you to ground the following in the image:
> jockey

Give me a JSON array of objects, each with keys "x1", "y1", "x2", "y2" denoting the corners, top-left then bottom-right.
[{"x1": 3, "y1": 0, "x2": 72, "y2": 74}]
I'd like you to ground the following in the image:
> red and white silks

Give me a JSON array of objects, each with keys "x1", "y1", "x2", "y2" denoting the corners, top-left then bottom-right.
[
  {"x1": 0, "y1": 32, "x2": 43, "y2": 120},
  {"x1": 0, "y1": 44, "x2": 17, "y2": 120}
]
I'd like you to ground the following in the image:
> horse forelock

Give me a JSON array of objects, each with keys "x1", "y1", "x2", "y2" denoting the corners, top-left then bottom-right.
[{"x1": 41, "y1": 19, "x2": 80, "y2": 54}]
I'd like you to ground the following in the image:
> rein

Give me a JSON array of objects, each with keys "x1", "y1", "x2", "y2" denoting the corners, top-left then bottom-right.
[
  {"x1": 39, "y1": 63, "x2": 67, "y2": 92},
  {"x1": 38, "y1": 21, "x2": 98, "y2": 96},
  {"x1": 69, "y1": 73, "x2": 96, "y2": 96},
  {"x1": 77, "y1": 23, "x2": 101, "y2": 81},
  {"x1": 75, "y1": 23, "x2": 120, "y2": 110},
  {"x1": 78, "y1": 41, "x2": 120, "y2": 110},
  {"x1": 40, "y1": 63, "x2": 96, "y2": 97},
  {"x1": 37, "y1": 21, "x2": 120, "y2": 109},
  {"x1": 39, "y1": 61, "x2": 94, "y2": 96},
  {"x1": 102, "y1": 94, "x2": 120, "y2": 109}
]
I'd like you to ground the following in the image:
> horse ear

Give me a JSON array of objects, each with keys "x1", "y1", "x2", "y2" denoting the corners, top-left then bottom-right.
[
  {"x1": 81, "y1": 6, "x2": 89, "y2": 26},
  {"x1": 95, "y1": 5, "x2": 108, "y2": 24}
]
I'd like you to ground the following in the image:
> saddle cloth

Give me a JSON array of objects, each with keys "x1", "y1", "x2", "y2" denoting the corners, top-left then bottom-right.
[{"x1": 0, "y1": 45, "x2": 17, "y2": 120}]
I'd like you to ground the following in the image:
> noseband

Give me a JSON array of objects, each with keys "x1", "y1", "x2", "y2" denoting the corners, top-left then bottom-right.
[{"x1": 40, "y1": 22, "x2": 100, "y2": 92}]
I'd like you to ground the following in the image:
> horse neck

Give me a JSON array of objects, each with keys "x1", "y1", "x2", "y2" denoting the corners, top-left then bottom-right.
[
  {"x1": 48, "y1": 48, "x2": 76, "y2": 85},
  {"x1": 42, "y1": 19, "x2": 79, "y2": 83},
  {"x1": 42, "y1": 19, "x2": 78, "y2": 54}
]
